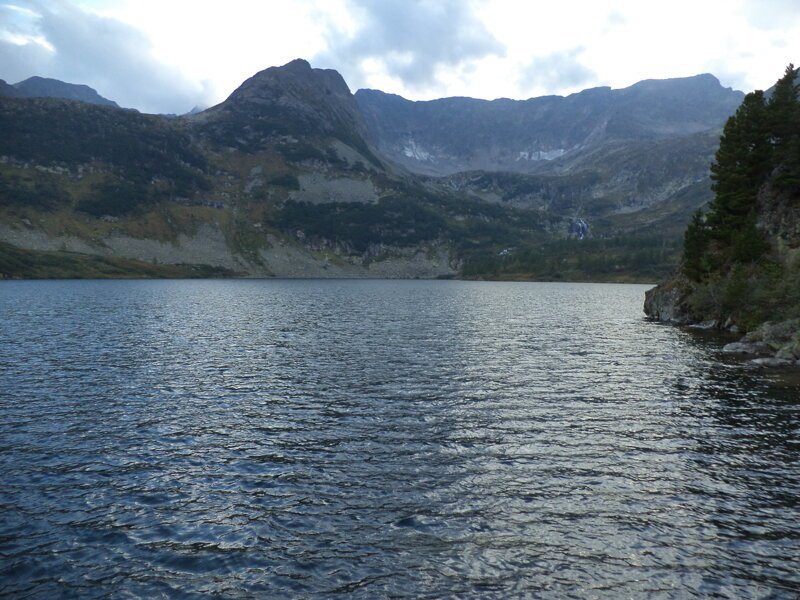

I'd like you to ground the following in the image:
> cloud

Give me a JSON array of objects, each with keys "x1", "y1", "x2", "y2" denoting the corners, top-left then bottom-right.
[
  {"x1": 741, "y1": 0, "x2": 800, "y2": 30},
  {"x1": 605, "y1": 10, "x2": 626, "y2": 28},
  {"x1": 0, "y1": 1, "x2": 211, "y2": 113},
  {"x1": 316, "y1": 0, "x2": 504, "y2": 92},
  {"x1": 519, "y1": 47, "x2": 596, "y2": 94}
]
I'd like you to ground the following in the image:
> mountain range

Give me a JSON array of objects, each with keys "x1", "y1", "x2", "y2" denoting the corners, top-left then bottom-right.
[{"x1": 0, "y1": 60, "x2": 744, "y2": 279}]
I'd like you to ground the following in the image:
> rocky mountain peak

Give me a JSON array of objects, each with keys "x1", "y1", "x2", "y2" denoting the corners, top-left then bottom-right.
[{"x1": 200, "y1": 59, "x2": 373, "y2": 157}]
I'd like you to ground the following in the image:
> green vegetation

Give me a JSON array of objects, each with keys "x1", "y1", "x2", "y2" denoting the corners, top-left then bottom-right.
[
  {"x1": 680, "y1": 65, "x2": 800, "y2": 327},
  {"x1": 268, "y1": 173, "x2": 301, "y2": 190},
  {"x1": 0, "y1": 171, "x2": 64, "y2": 209},
  {"x1": 268, "y1": 197, "x2": 447, "y2": 252},
  {"x1": 0, "y1": 242, "x2": 236, "y2": 279},
  {"x1": 0, "y1": 97, "x2": 210, "y2": 215},
  {"x1": 462, "y1": 236, "x2": 679, "y2": 282}
]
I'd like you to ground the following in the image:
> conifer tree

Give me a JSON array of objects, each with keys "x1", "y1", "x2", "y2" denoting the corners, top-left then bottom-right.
[
  {"x1": 682, "y1": 209, "x2": 709, "y2": 281},
  {"x1": 769, "y1": 64, "x2": 800, "y2": 190},
  {"x1": 707, "y1": 90, "x2": 770, "y2": 244}
]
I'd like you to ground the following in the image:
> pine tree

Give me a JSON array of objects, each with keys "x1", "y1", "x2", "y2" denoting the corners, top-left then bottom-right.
[
  {"x1": 769, "y1": 64, "x2": 800, "y2": 191},
  {"x1": 682, "y1": 209, "x2": 709, "y2": 281},
  {"x1": 707, "y1": 90, "x2": 771, "y2": 244}
]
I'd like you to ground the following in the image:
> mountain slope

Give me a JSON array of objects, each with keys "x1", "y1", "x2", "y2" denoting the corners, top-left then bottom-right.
[
  {"x1": 356, "y1": 75, "x2": 742, "y2": 236},
  {"x1": 0, "y1": 79, "x2": 21, "y2": 98},
  {"x1": 194, "y1": 59, "x2": 381, "y2": 165}
]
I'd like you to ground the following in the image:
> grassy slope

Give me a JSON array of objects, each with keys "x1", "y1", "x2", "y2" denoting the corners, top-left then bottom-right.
[{"x1": 0, "y1": 242, "x2": 237, "y2": 279}]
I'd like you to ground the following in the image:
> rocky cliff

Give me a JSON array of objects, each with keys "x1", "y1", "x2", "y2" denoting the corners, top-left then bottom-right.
[{"x1": 356, "y1": 75, "x2": 742, "y2": 176}]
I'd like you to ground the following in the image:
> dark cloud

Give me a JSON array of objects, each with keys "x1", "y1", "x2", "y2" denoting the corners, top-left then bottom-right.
[
  {"x1": 0, "y1": 1, "x2": 210, "y2": 113},
  {"x1": 316, "y1": 0, "x2": 504, "y2": 92},
  {"x1": 519, "y1": 47, "x2": 596, "y2": 94}
]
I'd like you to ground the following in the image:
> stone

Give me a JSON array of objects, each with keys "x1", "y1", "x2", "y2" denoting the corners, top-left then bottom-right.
[
  {"x1": 776, "y1": 340, "x2": 800, "y2": 360},
  {"x1": 643, "y1": 280, "x2": 692, "y2": 324},
  {"x1": 750, "y1": 357, "x2": 794, "y2": 367},
  {"x1": 722, "y1": 341, "x2": 773, "y2": 356},
  {"x1": 689, "y1": 320, "x2": 718, "y2": 330}
]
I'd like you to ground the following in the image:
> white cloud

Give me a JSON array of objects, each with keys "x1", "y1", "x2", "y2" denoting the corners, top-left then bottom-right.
[
  {"x1": 0, "y1": 0, "x2": 798, "y2": 111},
  {"x1": 315, "y1": 0, "x2": 504, "y2": 94},
  {"x1": 0, "y1": 0, "x2": 212, "y2": 112}
]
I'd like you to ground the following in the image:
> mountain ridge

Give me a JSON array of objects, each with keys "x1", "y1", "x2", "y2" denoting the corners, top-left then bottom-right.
[{"x1": 354, "y1": 73, "x2": 743, "y2": 176}]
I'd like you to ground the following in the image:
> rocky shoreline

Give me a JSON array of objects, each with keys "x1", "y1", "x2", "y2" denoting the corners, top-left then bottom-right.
[{"x1": 644, "y1": 282, "x2": 800, "y2": 367}]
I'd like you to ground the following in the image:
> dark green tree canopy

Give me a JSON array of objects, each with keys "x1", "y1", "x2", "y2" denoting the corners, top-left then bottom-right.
[{"x1": 682, "y1": 65, "x2": 799, "y2": 281}]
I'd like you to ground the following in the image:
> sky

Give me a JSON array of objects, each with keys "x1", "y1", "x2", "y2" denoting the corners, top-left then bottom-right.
[{"x1": 0, "y1": 0, "x2": 798, "y2": 114}]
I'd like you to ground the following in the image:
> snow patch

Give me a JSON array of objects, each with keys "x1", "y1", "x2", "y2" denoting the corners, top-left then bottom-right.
[
  {"x1": 403, "y1": 138, "x2": 432, "y2": 161},
  {"x1": 516, "y1": 148, "x2": 566, "y2": 161}
]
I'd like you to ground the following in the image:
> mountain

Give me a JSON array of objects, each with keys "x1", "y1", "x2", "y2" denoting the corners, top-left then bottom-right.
[
  {"x1": 5, "y1": 76, "x2": 119, "y2": 107},
  {"x1": 355, "y1": 74, "x2": 742, "y2": 176},
  {"x1": 1, "y1": 60, "x2": 566, "y2": 280},
  {"x1": 355, "y1": 75, "x2": 743, "y2": 238},
  {"x1": 0, "y1": 60, "x2": 747, "y2": 280},
  {"x1": 195, "y1": 59, "x2": 377, "y2": 161}
]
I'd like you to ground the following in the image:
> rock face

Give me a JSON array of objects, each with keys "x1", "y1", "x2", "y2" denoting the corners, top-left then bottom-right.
[
  {"x1": 9, "y1": 77, "x2": 119, "y2": 108},
  {"x1": 197, "y1": 58, "x2": 380, "y2": 164},
  {"x1": 643, "y1": 278, "x2": 692, "y2": 324},
  {"x1": 721, "y1": 342, "x2": 773, "y2": 356}
]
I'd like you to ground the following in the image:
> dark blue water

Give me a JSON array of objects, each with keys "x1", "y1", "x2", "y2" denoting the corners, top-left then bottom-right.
[{"x1": 1, "y1": 280, "x2": 798, "y2": 598}]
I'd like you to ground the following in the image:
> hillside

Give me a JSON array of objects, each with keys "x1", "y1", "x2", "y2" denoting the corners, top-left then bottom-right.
[
  {"x1": 1, "y1": 60, "x2": 572, "y2": 279},
  {"x1": 0, "y1": 60, "x2": 744, "y2": 280},
  {"x1": 644, "y1": 65, "x2": 800, "y2": 365}
]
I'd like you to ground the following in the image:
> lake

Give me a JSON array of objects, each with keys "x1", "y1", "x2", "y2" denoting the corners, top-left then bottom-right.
[{"x1": 1, "y1": 280, "x2": 798, "y2": 598}]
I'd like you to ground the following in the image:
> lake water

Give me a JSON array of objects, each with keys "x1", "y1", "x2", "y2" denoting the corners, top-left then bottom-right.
[{"x1": 1, "y1": 280, "x2": 798, "y2": 598}]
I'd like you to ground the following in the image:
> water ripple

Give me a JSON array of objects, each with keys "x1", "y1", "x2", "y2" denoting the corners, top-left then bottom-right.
[{"x1": 1, "y1": 280, "x2": 799, "y2": 598}]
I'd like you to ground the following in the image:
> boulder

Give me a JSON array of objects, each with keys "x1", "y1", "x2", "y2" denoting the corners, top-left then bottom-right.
[
  {"x1": 689, "y1": 320, "x2": 718, "y2": 330},
  {"x1": 750, "y1": 357, "x2": 795, "y2": 367},
  {"x1": 722, "y1": 341, "x2": 773, "y2": 356},
  {"x1": 743, "y1": 319, "x2": 800, "y2": 348},
  {"x1": 643, "y1": 279, "x2": 692, "y2": 324}
]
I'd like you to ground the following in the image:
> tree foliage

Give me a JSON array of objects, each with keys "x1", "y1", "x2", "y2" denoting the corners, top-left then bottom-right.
[{"x1": 682, "y1": 64, "x2": 799, "y2": 281}]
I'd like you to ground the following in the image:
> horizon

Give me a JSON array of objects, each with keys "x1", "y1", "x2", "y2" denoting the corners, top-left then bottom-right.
[{"x1": 0, "y1": 0, "x2": 797, "y2": 114}]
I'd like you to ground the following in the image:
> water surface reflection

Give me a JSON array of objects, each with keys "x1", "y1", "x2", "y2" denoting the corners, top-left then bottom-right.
[{"x1": 0, "y1": 280, "x2": 798, "y2": 597}]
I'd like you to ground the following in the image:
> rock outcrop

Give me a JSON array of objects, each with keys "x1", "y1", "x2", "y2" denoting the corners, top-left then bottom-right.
[{"x1": 643, "y1": 277, "x2": 692, "y2": 324}]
